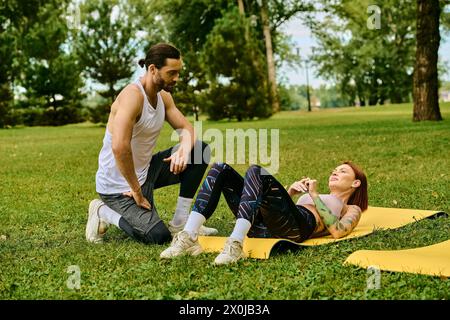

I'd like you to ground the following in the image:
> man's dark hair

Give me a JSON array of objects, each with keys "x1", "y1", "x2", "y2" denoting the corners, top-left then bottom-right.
[{"x1": 138, "y1": 43, "x2": 181, "y2": 69}]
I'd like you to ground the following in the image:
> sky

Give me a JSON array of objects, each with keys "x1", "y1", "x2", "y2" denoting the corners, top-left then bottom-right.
[{"x1": 279, "y1": 15, "x2": 450, "y2": 88}]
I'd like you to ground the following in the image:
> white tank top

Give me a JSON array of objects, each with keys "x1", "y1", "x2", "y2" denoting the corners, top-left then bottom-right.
[
  {"x1": 96, "y1": 78, "x2": 165, "y2": 194},
  {"x1": 297, "y1": 194, "x2": 344, "y2": 218}
]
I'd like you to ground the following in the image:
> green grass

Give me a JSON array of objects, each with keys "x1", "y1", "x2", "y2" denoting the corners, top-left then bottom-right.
[{"x1": 1, "y1": 102, "x2": 449, "y2": 299}]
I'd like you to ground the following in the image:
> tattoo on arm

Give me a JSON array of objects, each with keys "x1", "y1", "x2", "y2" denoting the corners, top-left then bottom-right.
[
  {"x1": 312, "y1": 196, "x2": 361, "y2": 238},
  {"x1": 312, "y1": 196, "x2": 339, "y2": 228}
]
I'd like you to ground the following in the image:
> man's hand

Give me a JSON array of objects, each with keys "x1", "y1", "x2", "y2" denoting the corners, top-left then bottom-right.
[
  {"x1": 163, "y1": 147, "x2": 189, "y2": 175},
  {"x1": 123, "y1": 189, "x2": 151, "y2": 210}
]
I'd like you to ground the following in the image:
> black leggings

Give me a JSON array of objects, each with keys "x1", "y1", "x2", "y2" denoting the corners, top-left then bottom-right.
[{"x1": 192, "y1": 163, "x2": 317, "y2": 243}]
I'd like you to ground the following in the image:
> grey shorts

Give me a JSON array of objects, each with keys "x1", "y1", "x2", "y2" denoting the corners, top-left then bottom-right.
[{"x1": 99, "y1": 147, "x2": 180, "y2": 238}]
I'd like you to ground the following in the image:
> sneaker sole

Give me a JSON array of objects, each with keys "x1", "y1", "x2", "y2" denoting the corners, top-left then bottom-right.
[{"x1": 160, "y1": 246, "x2": 203, "y2": 259}]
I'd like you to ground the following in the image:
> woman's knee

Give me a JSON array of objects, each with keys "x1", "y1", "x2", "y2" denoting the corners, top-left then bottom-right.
[
  {"x1": 211, "y1": 162, "x2": 230, "y2": 172},
  {"x1": 246, "y1": 164, "x2": 262, "y2": 175}
]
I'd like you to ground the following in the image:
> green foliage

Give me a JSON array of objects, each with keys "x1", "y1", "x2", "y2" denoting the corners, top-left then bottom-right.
[
  {"x1": 153, "y1": 0, "x2": 228, "y2": 116},
  {"x1": 279, "y1": 84, "x2": 348, "y2": 111},
  {"x1": 0, "y1": 0, "x2": 85, "y2": 126},
  {"x1": 200, "y1": 8, "x2": 272, "y2": 121},
  {"x1": 279, "y1": 84, "x2": 307, "y2": 110},
  {"x1": 76, "y1": 0, "x2": 140, "y2": 108},
  {"x1": 310, "y1": 0, "x2": 416, "y2": 106},
  {"x1": 0, "y1": 103, "x2": 449, "y2": 299}
]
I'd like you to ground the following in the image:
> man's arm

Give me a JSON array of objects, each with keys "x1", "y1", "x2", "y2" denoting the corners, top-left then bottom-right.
[
  {"x1": 111, "y1": 86, "x2": 151, "y2": 209},
  {"x1": 161, "y1": 91, "x2": 195, "y2": 174}
]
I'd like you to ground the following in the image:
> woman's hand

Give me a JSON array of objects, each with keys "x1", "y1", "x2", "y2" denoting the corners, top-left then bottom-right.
[
  {"x1": 287, "y1": 178, "x2": 310, "y2": 196},
  {"x1": 305, "y1": 179, "x2": 318, "y2": 198}
]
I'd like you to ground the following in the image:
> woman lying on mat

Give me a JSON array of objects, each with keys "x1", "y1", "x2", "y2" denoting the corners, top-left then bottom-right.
[{"x1": 160, "y1": 161, "x2": 368, "y2": 265}]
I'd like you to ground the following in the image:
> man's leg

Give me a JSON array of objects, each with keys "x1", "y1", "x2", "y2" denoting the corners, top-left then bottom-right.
[
  {"x1": 146, "y1": 140, "x2": 216, "y2": 235},
  {"x1": 99, "y1": 193, "x2": 171, "y2": 245}
]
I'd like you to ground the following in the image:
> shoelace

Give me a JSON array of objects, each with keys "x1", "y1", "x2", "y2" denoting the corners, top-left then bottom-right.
[
  {"x1": 223, "y1": 240, "x2": 241, "y2": 256},
  {"x1": 173, "y1": 232, "x2": 192, "y2": 249}
]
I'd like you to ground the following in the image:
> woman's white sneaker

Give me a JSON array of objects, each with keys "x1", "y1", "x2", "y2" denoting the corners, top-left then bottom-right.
[
  {"x1": 213, "y1": 237, "x2": 245, "y2": 265},
  {"x1": 160, "y1": 231, "x2": 203, "y2": 259}
]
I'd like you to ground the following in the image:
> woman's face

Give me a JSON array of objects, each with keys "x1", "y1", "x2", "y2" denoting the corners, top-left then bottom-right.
[{"x1": 328, "y1": 164, "x2": 360, "y2": 191}]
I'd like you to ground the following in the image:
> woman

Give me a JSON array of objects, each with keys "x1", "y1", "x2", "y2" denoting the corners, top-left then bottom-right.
[{"x1": 160, "y1": 161, "x2": 368, "y2": 265}]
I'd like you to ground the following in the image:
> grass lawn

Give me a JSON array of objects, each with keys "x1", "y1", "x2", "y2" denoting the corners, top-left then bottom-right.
[{"x1": 0, "y1": 102, "x2": 449, "y2": 300}]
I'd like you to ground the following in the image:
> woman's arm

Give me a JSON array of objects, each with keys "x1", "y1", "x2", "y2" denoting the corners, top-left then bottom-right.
[
  {"x1": 307, "y1": 179, "x2": 361, "y2": 239},
  {"x1": 312, "y1": 196, "x2": 361, "y2": 238}
]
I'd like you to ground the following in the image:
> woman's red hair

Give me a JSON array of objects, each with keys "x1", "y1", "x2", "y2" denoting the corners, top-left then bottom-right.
[{"x1": 343, "y1": 161, "x2": 368, "y2": 211}]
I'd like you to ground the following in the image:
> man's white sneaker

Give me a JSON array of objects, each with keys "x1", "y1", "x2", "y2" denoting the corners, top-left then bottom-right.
[
  {"x1": 86, "y1": 199, "x2": 109, "y2": 243},
  {"x1": 213, "y1": 237, "x2": 246, "y2": 265},
  {"x1": 160, "y1": 231, "x2": 203, "y2": 259},
  {"x1": 168, "y1": 222, "x2": 219, "y2": 237}
]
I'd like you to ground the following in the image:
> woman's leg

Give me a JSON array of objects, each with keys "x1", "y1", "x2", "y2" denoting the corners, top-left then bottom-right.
[
  {"x1": 234, "y1": 165, "x2": 316, "y2": 243},
  {"x1": 191, "y1": 162, "x2": 244, "y2": 219},
  {"x1": 160, "y1": 162, "x2": 245, "y2": 259}
]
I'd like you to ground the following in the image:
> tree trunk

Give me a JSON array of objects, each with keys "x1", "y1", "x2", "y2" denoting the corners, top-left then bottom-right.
[
  {"x1": 260, "y1": 0, "x2": 280, "y2": 113},
  {"x1": 237, "y1": 0, "x2": 245, "y2": 14},
  {"x1": 413, "y1": 0, "x2": 442, "y2": 121}
]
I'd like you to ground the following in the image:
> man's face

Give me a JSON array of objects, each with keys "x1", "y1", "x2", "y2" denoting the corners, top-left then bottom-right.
[{"x1": 154, "y1": 58, "x2": 182, "y2": 92}]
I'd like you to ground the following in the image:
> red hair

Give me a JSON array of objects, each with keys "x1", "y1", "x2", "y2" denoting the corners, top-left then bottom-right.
[{"x1": 343, "y1": 161, "x2": 368, "y2": 211}]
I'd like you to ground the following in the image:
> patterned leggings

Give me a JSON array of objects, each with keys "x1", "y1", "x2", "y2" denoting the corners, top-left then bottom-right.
[{"x1": 192, "y1": 162, "x2": 317, "y2": 243}]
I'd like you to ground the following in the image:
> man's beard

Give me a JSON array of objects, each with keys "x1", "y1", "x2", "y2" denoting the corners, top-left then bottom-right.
[{"x1": 156, "y1": 74, "x2": 176, "y2": 92}]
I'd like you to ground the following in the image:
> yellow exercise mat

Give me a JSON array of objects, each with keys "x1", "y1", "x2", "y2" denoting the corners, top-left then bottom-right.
[
  {"x1": 198, "y1": 206, "x2": 445, "y2": 259},
  {"x1": 344, "y1": 240, "x2": 450, "y2": 277}
]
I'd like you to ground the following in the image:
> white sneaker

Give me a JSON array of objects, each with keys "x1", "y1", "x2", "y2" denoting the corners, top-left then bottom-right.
[
  {"x1": 86, "y1": 199, "x2": 109, "y2": 243},
  {"x1": 160, "y1": 230, "x2": 203, "y2": 259},
  {"x1": 214, "y1": 237, "x2": 246, "y2": 265},
  {"x1": 168, "y1": 222, "x2": 218, "y2": 237}
]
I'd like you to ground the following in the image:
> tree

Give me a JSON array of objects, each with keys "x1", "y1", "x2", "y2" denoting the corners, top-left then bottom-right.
[
  {"x1": 413, "y1": 0, "x2": 443, "y2": 121},
  {"x1": 152, "y1": 0, "x2": 228, "y2": 116},
  {"x1": 259, "y1": 0, "x2": 280, "y2": 113},
  {"x1": 310, "y1": 0, "x2": 416, "y2": 106},
  {"x1": 20, "y1": 2, "x2": 84, "y2": 121},
  {"x1": 156, "y1": 0, "x2": 310, "y2": 118},
  {"x1": 0, "y1": 0, "x2": 45, "y2": 127},
  {"x1": 200, "y1": 7, "x2": 271, "y2": 121},
  {"x1": 0, "y1": 0, "x2": 85, "y2": 126},
  {"x1": 77, "y1": 0, "x2": 140, "y2": 110}
]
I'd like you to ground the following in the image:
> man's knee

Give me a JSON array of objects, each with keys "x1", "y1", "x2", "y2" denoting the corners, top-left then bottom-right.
[{"x1": 143, "y1": 221, "x2": 171, "y2": 245}]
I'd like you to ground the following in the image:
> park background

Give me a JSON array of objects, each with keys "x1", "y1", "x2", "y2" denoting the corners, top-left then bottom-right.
[{"x1": 0, "y1": 0, "x2": 449, "y2": 299}]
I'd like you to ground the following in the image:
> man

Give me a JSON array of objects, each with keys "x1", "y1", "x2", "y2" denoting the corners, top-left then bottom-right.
[{"x1": 86, "y1": 43, "x2": 217, "y2": 245}]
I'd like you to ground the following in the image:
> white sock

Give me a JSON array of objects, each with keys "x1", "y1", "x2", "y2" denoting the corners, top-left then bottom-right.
[
  {"x1": 183, "y1": 211, "x2": 206, "y2": 238},
  {"x1": 230, "y1": 218, "x2": 252, "y2": 243},
  {"x1": 98, "y1": 205, "x2": 121, "y2": 227},
  {"x1": 170, "y1": 196, "x2": 193, "y2": 227}
]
